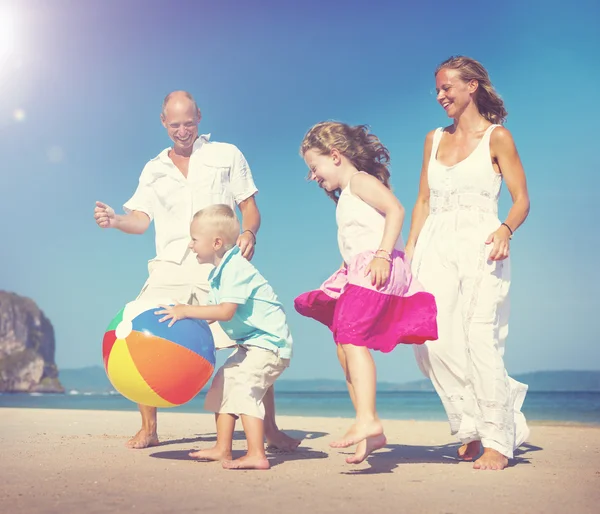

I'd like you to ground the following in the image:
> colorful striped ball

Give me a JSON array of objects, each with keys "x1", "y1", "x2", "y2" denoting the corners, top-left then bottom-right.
[{"x1": 102, "y1": 301, "x2": 216, "y2": 407}]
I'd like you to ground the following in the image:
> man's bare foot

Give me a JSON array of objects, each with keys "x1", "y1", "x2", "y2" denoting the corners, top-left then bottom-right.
[
  {"x1": 125, "y1": 429, "x2": 159, "y2": 449},
  {"x1": 473, "y1": 448, "x2": 509, "y2": 470},
  {"x1": 265, "y1": 430, "x2": 301, "y2": 452},
  {"x1": 188, "y1": 446, "x2": 232, "y2": 461},
  {"x1": 222, "y1": 454, "x2": 270, "y2": 470},
  {"x1": 457, "y1": 441, "x2": 481, "y2": 461},
  {"x1": 346, "y1": 434, "x2": 387, "y2": 464},
  {"x1": 330, "y1": 420, "x2": 383, "y2": 449}
]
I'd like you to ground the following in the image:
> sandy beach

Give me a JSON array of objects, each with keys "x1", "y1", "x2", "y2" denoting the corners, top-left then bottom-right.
[{"x1": 1, "y1": 408, "x2": 599, "y2": 513}]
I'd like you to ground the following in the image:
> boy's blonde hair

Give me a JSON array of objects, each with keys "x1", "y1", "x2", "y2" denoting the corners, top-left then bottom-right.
[{"x1": 192, "y1": 204, "x2": 240, "y2": 249}]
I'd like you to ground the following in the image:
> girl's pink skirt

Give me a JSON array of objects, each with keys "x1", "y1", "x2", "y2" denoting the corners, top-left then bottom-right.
[{"x1": 294, "y1": 250, "x2": 438, "y2": 352}]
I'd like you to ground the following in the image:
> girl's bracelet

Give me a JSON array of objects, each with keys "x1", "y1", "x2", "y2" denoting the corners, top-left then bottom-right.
[
  {"x1": 374, "y1": 255, "x2": 392, "y2": 263},
  {"x1": 375, "y1": 248, "x2": 392, "y2": 258}
]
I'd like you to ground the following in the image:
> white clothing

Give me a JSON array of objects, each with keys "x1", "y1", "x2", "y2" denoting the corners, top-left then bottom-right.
[
  {"x1": 204, "y1": 345, "x2": 289, "y2": 419},
  {"x1": 135, "y1": 250, "x2": 235, "y2": 350},
  {"x1": 124, "y1": 134, "x2": 258, "y2": 264},
  {"x1": 336, "y1": 172, "x2": 404, "y2": 263},
  {"x1": 412, "y1": 125, "x2": 529, "y2": 458}
]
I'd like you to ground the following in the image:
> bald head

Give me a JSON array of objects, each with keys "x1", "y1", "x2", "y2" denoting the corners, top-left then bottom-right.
[{"x1": 161, "y1": 90, "x2": 199, "y2": 117}]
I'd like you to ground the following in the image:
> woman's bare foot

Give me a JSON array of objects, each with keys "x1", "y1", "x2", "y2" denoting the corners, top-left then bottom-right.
[
  {"x1": 457, "y1": 441, "x2": 481, "y2": 461},
  {"x1": 265, "y1": 430, "x2": 301, "y2": 452},
  {"x1": 346, "y1": 434, "x2": 387, "y2": 464},
  {"x1": 330, "y1": 420, "x2": 383, "y2": 449},
  {"x1": 473, "y1": 448, "x2": 509, "y2": 470},
  {"x1": 222, "y1": 454, "x2": 270, "y2": 470},
  {"x1": 188, "y1": 446, "x2": 232, "y2": 461},
  {"x1": 125, "y1": 429, "x2": 159, "y2": 449}
]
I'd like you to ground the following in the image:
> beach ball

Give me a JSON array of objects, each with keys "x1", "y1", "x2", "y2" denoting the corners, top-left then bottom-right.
[{"x1": 101, "y1": 300, "x2": 216, "y2": 407}]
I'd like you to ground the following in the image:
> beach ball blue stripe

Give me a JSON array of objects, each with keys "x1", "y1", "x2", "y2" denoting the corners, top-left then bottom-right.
[{"x1": 131, "y1": 308, "x2": 216, "y2": 365}]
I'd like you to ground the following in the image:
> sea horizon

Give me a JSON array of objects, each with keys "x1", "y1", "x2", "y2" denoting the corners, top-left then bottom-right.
[{"x1": 2, "y1": 390, "x2": 599, "y2": 426}]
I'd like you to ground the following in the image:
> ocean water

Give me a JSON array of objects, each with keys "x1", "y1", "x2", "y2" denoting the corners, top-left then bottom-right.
[{"x1": 1, "y1": 391, "x2": 599, "y2": 425}]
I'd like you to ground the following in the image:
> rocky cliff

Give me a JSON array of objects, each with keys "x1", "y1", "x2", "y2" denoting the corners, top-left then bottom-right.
[{"x1": 0, "y1": 291, "x2": 64, "y2": 393}]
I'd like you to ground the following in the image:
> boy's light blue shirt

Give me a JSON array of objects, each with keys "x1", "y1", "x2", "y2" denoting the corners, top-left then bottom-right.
[{"x1": 207, "y1": 246, "x2": 293, "y2": 359}]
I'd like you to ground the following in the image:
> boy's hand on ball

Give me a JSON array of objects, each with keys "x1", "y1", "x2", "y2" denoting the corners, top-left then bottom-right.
[{"x1": 155, "y1": 303, "x2": 188, "y2": 327}]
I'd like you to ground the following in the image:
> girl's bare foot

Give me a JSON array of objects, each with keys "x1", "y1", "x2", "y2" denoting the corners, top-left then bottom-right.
[
  {"x1": 125, "y1": 429, "x2": 159, "y2": 449},
  {"x1": 330, "y1": 420, "x2": 383, "y2": 448},
  {"x1": 189, "y1": 446, "x2": 232, "y2": 461},
  {"x1": 473, "y1": 448, "x2": 509, "y2": 470},
  {"x1": 457, "y1": 441, "x2": 481, "y2": 461},
  {"x1": 346, "y1": 434, "x2": 387, "y2": 464},
  {"x1": 222, "y1": 454, "x2": 270, "y2": 470}
]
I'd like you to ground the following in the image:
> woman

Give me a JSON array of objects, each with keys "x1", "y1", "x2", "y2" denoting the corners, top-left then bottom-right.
[{"x1": 406, "y1": 56, "x2": 530, "y2": 471}]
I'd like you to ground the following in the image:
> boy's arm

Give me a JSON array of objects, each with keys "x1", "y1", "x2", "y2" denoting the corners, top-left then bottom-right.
[
  {"x1": 181, "y1": 303, "x2": 238, "y2": 322},
  {"x1": 155, "y1": 303, "x2": 238, "y2": 327}
]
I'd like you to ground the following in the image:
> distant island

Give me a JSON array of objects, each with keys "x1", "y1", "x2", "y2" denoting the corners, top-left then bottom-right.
[
  {"x1": 54, "y1": 367, "x2": 600, "y2": 394},
  {"x1": 0, "y1": 291, "x2": 63, "y2": 393}
]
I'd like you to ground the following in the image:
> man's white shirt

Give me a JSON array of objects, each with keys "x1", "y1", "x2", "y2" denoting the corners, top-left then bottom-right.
[{"x1": 124, "y1": 134, "x2": 258, "y2": 264}]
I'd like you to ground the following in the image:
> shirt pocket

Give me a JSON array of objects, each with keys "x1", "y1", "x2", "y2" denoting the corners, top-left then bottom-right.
[{"x1": 190, "y1": 160, "x2": 232, "y2": 206}]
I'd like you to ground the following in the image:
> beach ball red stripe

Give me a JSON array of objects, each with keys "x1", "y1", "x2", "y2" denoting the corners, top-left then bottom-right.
[
  {"x1": 126, "y1": 330, "x2": 214, "y2": 405},
  {"x1": 102, "y1": 330, "x2": 117, "y2": 370}
]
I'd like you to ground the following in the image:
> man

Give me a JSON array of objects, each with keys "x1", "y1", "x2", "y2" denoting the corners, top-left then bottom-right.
[{"x1": 94, "y1": 91, "x2": 299, "y2": 451}]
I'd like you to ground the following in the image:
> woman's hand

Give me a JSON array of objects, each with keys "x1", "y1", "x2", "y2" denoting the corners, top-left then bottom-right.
[{"x1": 485, "y1": 225, "x2": 512, "y2": 261}]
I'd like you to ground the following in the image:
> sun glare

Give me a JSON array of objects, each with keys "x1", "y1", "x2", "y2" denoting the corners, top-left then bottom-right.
[{"x1": 0, "y1": 6, "x2": 17, "y2": 65}]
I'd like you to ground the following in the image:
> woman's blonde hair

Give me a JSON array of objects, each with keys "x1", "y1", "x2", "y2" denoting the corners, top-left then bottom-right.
[
  {"x1": 436, "y1": 56, "x2": 507, "y2": 125},
  {"x1": 300, "y1": 121, "x2": 391, "y2": 203}
]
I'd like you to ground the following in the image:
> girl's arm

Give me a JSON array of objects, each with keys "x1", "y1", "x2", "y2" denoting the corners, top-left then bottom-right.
[
  {"x1": 351, "y1": 172, "x2": 404, "y2": 289},
  {"x1": 405, "y1": 130, "x2": 435, "y2": 259},
  {"x1": 351, "y1": 172, "x2": 405, "y2": 254},
  {"x1": 486, "y1": 127, "x2": 530, "y2": 261}
]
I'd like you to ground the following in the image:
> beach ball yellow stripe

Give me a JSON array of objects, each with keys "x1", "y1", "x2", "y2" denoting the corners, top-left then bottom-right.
[{"x1": 106, "y1": 338, "x2": 175, "y2": 408}]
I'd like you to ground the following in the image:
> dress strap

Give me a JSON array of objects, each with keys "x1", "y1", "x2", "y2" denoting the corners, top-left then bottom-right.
[
  {"x1": 430, "y1": 128, "x2": 444, "y2": 163},
  {"x1": 346, "y1": 171, "x2": 367, "y2": 195},
  {"x1": 479, "y1": 124, "x2": 500, "y2": 157},
  {"x1": 484, "y1": 124, "x2": 499, "y2": 138}
]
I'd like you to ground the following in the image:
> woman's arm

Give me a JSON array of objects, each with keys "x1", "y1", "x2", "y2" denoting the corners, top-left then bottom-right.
[
  {"x1": 405, "y1": 130, "x2": 435, "y2": 260},
  {"x1": 486, "y1": 127, "x2": 531, "y2": 261}
]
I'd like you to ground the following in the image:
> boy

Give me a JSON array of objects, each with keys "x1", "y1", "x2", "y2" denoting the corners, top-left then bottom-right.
[{"x1": 156, "y1": 204, "x2": 293, "y2": 470}]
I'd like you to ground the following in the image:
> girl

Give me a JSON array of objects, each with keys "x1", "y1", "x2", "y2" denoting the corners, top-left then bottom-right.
[
  {"x1": 406, "y1": 56, "x2": 531, "y2": 471},
  {"x1": 295, "y1": 122, "x2": 438, "y2": 464}
]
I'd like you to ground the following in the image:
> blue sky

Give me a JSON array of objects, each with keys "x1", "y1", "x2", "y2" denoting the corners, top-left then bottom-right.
[{"x1": 1, "y1": 0, "x2": 599, "y2": 382}]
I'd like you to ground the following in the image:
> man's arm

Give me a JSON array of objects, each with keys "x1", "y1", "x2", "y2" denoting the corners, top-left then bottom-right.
[
  {"x1": 115, "y1": 211, "x2": 151, "y2": 234},
  {"x1": 229, "y1": 146, "x2": 260, "y2": 260},
  {"x1": 94, "y1": 201, "x2": 151, "y2": 234},
  {"x1": 237, "y1": 195, "x2": 260, "y2": 260}
]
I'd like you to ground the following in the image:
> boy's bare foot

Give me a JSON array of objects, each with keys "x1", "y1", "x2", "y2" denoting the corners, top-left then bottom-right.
[
  {"x1": 265, "y1": 430, "x2": 301, "y2": 452},
  {"x1": 473, "y1": 448, "x2": 509, "y2": 470},
  {"x1": 222, "y1": 455, "x2": 270, "y2": 470},
  {"x1": 330, "y1": 420, "x2": 383, "y2": 448},
  {"x1": 346, "y1": 434, "x2": 387, "y2": 464},
  {"x1": 125, "y1": 429, "x2": 159, "y2": 449},
  {"x1": 457, "y1": 441, "x2": 481, "y2": 461},
  {"x1": 188, "y1": 446, "x2": 232, "y2": 461}
]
